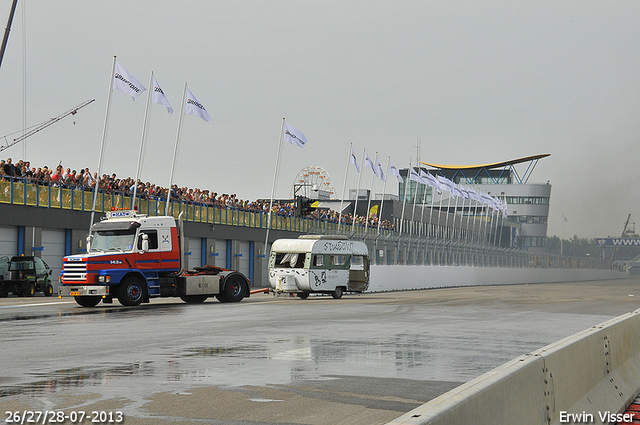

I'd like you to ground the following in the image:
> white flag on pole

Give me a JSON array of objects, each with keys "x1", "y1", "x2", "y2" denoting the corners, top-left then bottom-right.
[
  {"x1": 377, "y1": 159, "x2": 386, "y2": 183},
  {"x1": 350, "y1": 145, "x2": 360, "y2": 173},
  {"x1": 436, "y1": 175, "x2": 456, "y2": 195},
  {"x1": 389, "y1": 159, "x2": 403, "y2": 183},
  {"x1": 409, "y1": 167, "x2": 424, "y2": 184},
  {"x1": 151, "y1": 76, "x2": 173, "y2": 114},
  {"x1": 185, "y1": 89, "x2": 213, "y2": 124},
  {"x1": 113, "y1": 61, "x2": 146, "y2": 100},
  {"x1": 364, "y1": 150, "x2": 377, "y2": 176},
  {"x1": 420, "y1": 170, "x2": 440, "y2": 191},
  {"x1": 283, "y1": 122, "x2": 307, "y2": 149}
]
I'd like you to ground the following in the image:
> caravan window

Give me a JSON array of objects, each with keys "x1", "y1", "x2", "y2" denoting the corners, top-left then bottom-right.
[
  {"x1": 329, "y1": 255, "x2": 349, "y2": 269},
  {"x1": 313, "y1": 255, "x2": 324, "y2": 267},
  {"x1": 274, "y1": 252, "x2": 306, "y2": 268}
]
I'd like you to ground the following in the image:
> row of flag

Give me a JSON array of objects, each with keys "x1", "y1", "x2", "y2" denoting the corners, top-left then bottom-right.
[
  {"x1": 113, "y1": 61, "x2": 213, "y2": 123},
  {"x1": 409, "y1": 167, "x2": 508, "y2": 216},
  {"x1": 114, "y1": 61, "x2": 309, "y2": 149},
  {"x1": 120, "y1": 57, "x2": 508, "y2": 221},
  {"x1": 347, "y1": 143, "x2": 508, "y2": 217},
  {"x1": 349, "y1": 145, "x2": 404, "y2": 185}
]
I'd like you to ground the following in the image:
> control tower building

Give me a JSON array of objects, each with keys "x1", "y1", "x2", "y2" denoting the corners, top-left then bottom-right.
[{"x1": 400, "y1": 154, "x2": 551, "y2": 251}]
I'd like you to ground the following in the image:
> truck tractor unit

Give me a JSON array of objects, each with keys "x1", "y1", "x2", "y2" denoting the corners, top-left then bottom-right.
[{"x1": 58, "y1": 209, "x2": 251, "y2": 307}]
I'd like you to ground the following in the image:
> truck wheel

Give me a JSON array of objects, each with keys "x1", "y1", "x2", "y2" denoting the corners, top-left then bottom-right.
[
  {"x1": 74, "y1": 296, "x2": 101, "y2": 307},
  {"x1": 331, "y1": 286, "x2": 344, "y2": 299},
  {"x1": 117, "y1": 277, "x2": 146, "y2": 306},
  {"x1": 215, "y1": 293, "x2": 229, "y2": 303},
  {"x1": 222, "y1": 274, "x2": 246, "y2": 303},
  {"x1": 43, "y1": 283, "x2": 54, "y2": 297},
  {"x1": 25, "y1": 283, "x2": 35, "y2": 297},
  {"x1": 179, "y1": 295, "x2": 208, "y2": 303},
  {"x1": 297, "y1": 292, "x2": 309, "y2": 300}
]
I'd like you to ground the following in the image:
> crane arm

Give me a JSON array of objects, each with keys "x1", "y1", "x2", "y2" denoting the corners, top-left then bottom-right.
[
  {"x1": 622, "y1": 214, "x2": 632, "y2": 238},
  {"x1": 0, "y1": 98, "x2": 95, "y2": 153}
]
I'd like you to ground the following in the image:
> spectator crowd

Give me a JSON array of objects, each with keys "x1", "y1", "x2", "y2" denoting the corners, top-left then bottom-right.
[{"x1": 1, "y1": 157, "x2": 394, "y2": 230}]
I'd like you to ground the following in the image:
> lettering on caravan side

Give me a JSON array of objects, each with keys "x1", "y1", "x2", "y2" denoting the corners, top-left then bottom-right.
[{"x1": 322, "y1": 241, "x2": 353, "y2": 252}]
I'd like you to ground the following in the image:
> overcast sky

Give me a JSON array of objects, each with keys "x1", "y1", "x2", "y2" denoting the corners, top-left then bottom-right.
[{"x1": 0, "y1": 1, "x2": 638, "y2": 239}]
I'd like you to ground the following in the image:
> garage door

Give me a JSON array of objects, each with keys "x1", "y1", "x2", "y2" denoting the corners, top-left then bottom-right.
[
  {"x1": 237, "y1": 241, "x2": 251, "y2": 279},
  {"x1": 211, "y1": 239, "x2": 227, "y2": 268},
  {"x1": 186, "y1": 237, "x2": 202, "y2": 270},
  {"x1": 42, "y1": 229, "x2": 65, "y2": 291},
  {"x1": 0, "y1": 226, "x2": 17, "y2": 256}
]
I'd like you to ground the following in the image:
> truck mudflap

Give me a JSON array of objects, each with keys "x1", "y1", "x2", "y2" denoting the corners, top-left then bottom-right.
[{"x1": 58, "y1": 285, "x2": 110, "y2": 297}]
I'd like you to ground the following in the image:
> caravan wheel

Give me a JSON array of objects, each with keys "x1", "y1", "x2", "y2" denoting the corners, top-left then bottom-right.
[{"x1": 331, "y1": 286, "x2": 344, "y2": 299}]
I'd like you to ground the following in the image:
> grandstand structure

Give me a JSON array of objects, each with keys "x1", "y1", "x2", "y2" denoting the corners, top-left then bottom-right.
[
  {"x1": 1, "y1": 153, "x2": 608, "y2": 289},
  {"x1": 398, "y1": 154, "x2": 551, "y2": 252}
]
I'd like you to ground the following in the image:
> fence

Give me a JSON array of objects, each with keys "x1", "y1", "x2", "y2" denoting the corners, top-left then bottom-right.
[{"x1": 0, "y1": 179, "x2": 617, "y2": 271}]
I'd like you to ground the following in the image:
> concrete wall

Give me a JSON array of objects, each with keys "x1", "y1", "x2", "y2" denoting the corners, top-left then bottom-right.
[
  {"x1": 386, "y1": 309, "x2": 640, "y2": 425},
  {"x1": 0, "y1": 203, "x2": 626, "y2": 290},
  {"x1": 368, "y1": 265, "x2": 628, "y2": 293}
]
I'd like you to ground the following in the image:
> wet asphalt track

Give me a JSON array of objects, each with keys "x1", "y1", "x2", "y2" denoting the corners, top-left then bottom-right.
[{"x1": 1, "y1": 278, "x2": 640, "y2": 425}]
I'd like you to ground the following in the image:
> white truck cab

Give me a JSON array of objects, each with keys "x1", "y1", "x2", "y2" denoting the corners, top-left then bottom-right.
[{"x1": 268, "y1": 235, "x2": 369, "y2": 299}]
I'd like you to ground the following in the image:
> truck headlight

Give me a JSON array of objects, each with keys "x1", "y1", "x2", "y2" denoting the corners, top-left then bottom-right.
[{"x1": 98, "y1": 275, "x2": 111, "y2": 283}]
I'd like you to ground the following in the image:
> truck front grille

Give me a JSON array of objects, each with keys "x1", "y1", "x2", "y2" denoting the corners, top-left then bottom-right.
[{"x1": 63, "y1": 261, "x2": 87, "y2": 282}]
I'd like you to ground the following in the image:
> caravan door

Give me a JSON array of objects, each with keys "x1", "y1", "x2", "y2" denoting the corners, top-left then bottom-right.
[{"x1": 348, "y1": 254, "x2": 369, "y2": 292}]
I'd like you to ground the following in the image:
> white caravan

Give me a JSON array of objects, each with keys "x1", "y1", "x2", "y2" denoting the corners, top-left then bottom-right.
[{"x1": 268, "y1": 235, "x2": 370, "y2": 299}]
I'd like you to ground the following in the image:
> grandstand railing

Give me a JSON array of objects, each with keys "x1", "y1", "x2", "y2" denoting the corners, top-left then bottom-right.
[
  {"x1": 0, "y1": 179, "x2": 622, "y2": 271},
  {"x1": 0, "y1": 179, "x2": 392, "y2": 238}
]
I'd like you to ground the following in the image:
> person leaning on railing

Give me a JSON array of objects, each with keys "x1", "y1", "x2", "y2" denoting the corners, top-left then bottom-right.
[{"x1": 0, "y1": 158, "x2": 396, "y2": 231}]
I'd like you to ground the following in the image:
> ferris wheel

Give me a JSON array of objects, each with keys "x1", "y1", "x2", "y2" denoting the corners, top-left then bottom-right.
[{"x1": 291, "y1": 166, "x2": 336, "y2": 199}]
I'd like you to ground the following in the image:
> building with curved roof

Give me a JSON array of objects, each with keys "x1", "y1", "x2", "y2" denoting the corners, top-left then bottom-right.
[{"x1": 400, "y1": 154, "x2": 551, "y2": 251}]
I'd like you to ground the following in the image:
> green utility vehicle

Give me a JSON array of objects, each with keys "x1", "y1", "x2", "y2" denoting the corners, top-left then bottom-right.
[{"x1": 0, "y1": 256, "x2": 54, "y2": 297}]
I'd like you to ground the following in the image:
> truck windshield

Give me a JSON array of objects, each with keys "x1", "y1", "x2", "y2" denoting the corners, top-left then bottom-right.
[{"x1": 89, "y1": 230, "x2": 136, "y2": 252}]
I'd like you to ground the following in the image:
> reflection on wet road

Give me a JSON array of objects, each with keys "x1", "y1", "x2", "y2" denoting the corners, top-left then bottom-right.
[{"x1": 1, "y1": 279, "x2": 639, "y2": 424}]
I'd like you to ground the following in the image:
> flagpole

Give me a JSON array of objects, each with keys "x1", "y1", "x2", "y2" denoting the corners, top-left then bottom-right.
[
  {"x1": 492, "y1": 201, "x2": 500, "y2": 246},
  {"x1": 482, "y1": 195, "x2": 490, "y2": 247},
  {"x1": 364, "y1": 152, "x2": 378, "y2": 235},
  {"x1": 409, "y1": 167, "x2": 419, "y2": 229},
  {"x1": 561, "y1": 212, "x2": 565, "y2": 255},
  {"x1": 497, "y1": 196, "x2": 506, "y2": 248},
  {"x1": 165, "y1": 82, "x2": 188, "y2": 216},
  {"x1": 425, "y1": 173, "x2": 436, "y2": 237},
  {"x1": 350, "y1": 148, "x2": 365, "y2": 235},
  {"x1": 89, "y1": 56, "x2": 117, "y2": 233},
  {"x1": 337, "y1": 142, "x2": 352, "y2": 234},
  {"x1": 478, "y1": 194, "x2": 486, "y2": 246},
  {"x1": 435, "y1": 175, "x2": 444, "y2": 237},
  {"x1": 490, "y1": 207, "x2": 498, "y2": 246},
  {"x1": 419, "y1": 171, "x2": 429, "y2": 238},
  {"x1": 452, "y1": 187, "x2": 460, "y2": 242},
  {"x1": 376, "y1": 156, "x2": 390, "y2": 236},
  {"x1": 469, "y1": 188, "x2": 478, "y2": 245},
  {"x1": 264, "y1": 118, "x2": 286, "y2": 253},
  {"x1": 133, "y1": 71, "x2": 154, "y2": 210},
  {"x1": 464, "y1": 186, "x2": 473, "y2": 244},
  {"x1": 397, "y1": 159, "x2": 410, "y2": 241},
  {"x1": 443, "y1": 188, "x2": 453, "y2": 241}
]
